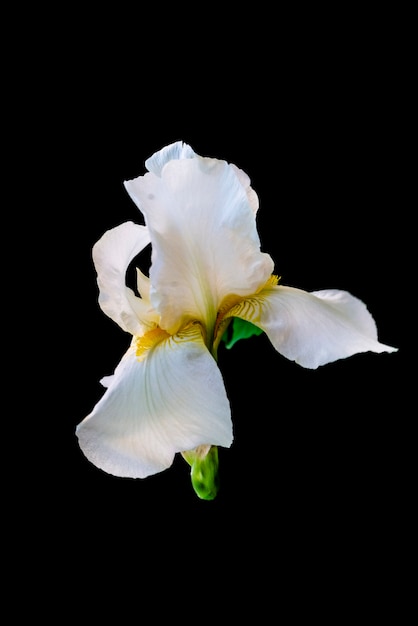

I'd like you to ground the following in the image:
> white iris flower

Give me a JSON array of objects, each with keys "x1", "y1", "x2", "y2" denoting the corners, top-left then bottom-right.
[{"x1": 76, "y1": 141, "x2": 397, "y2": 499}]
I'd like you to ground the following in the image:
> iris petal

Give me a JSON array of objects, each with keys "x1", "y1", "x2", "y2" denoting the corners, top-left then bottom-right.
[
  {"x1": 144, "y1": 140, "x2": 196, "y2": 176},
  {"x1": 124, "y1": 156, "x2": 273, "y2": 335},
  {"x1": 230, "y1": 164, "x2": 259, "y2": 214},
  {"x1": 93, "y1": 221, "x2": 155, "y2": 335},
  {"x1": 76, "y1": 325, "x2": 233, "y2": 478},
  {"x1": 228, "y1": 285, "x2": 397, "y2": 369}
]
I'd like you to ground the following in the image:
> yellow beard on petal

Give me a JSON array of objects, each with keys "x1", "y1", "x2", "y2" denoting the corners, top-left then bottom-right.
[
  {"x1": 215, "y1": 293, "x2": 245, "y2": 334},
  {"x1": 213, "y1": 274, "x2": 280, "y2": 351},
  {"x1": 257, "y1": 274, "x2": 280, "y2": 291},
  {"x1": 135, "y1": 327, "x2": 171, "y2": 361}
]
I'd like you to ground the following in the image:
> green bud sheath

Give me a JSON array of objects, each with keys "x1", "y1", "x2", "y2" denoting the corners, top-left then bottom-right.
[
  {"x1": 181, "y1": 445, "x2": 220, "y2": 500},
  {"x1": 222, "y1": 317, "x2": 263, "y2": 349}
]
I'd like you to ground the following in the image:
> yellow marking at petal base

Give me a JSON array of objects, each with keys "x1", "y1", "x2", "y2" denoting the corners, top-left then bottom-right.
[
  {"x1": 216, "y1": 293, "x2": 244, "y2": 324},
  {"x1": 176, "y1": 321, "x2": 204, "y2": 341},
  {"x1": 214, "y1": 275, "x2": 280, "y2": 340},
  {"x1": 212, "y1": 274, "x2": 280, "y2": 355},
  {"x1": 135, "y1": 327, "x2": 171, "y2": 361},
  {"x1": 222, "y1": 274, "x2": 280, "y2": 329},
  {"x1": 257, "y1": 274, "x2": 280, "y2": 291}
]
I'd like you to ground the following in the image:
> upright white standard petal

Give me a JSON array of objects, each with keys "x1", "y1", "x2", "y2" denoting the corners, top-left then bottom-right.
[
  {"x1": 93, "y1": 221, "x2": 157, "y2": 335},
  {"x1": 230, "y1": 164, "x2": 259, "y2": 214},
  {"x1": 229, "y1": 284, "x2": 397, "y2": 369},
  {"x1": 145, "y1": 140, "x2": 196, "y2": 176},
  {"x1": 145, "y1": 141, "x2": 258, "y2": 212},
  {"x1": 124, "y1": 156, "x2": 274, "y2": 336},
  {"x1": 76, "y1": 325, "x2": 233, "y2": 478}
]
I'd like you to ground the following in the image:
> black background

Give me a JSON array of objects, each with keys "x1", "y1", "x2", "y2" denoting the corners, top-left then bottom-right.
[{"x1": 18, "y1": 8, "x2": 412, "y2": 618}]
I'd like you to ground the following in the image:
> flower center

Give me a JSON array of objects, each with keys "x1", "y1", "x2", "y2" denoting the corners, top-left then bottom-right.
[{"x1": 134, "y1": 275, "x2": 280, "y2": 363}]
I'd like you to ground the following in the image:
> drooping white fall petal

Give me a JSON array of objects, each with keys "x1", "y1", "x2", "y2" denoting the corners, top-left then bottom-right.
[
  {"x1": 92, "y1": 221, "x2": 158, "y2": 335},
  {"x1": 228, "y1": 285, "x2": 397, "y2": 369},
  {"x1": 76, "y1": 324, "x2": 233, "y2": 478},
  {"x1": 124, "y1": 153, "x2": 273, "y2": 335}
]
